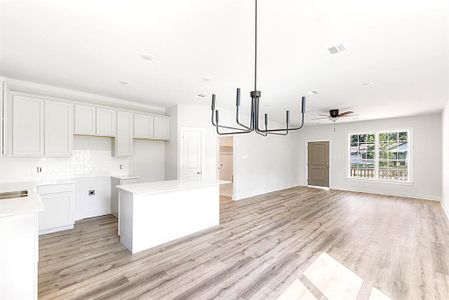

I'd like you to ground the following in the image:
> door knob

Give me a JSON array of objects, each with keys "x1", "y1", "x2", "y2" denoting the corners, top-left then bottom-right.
[{"x1": 197, "y1": 171, "x2": 202, "y2": 174}]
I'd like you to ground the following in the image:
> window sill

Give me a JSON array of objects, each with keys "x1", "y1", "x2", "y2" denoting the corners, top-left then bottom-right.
[{"x1": 345, "y1": 177, "x2": 414, "y2": 185}]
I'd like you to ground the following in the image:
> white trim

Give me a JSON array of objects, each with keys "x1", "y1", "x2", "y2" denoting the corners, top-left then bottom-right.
[
  {"x1": 307, "y1": 185, "x2": 330, "y2": 191},
  {"x1": 331, "y1": 186, "x2": 440, "y2": 202},
  {"x1": 347, "y1": 128, "x2": 413, "y2": 183},
  {"x1": 39, "y1": 224, "x2": 74, "y2": 235},
  {"x1": 305, "y1": 140, "x2": 331, "y2": 188},
  {"x1": 233, "y1": 184, "x2": 299, "y2": 201},
  {"x1": 442, "y1": 201, "x2": 449, "y2": 221}
]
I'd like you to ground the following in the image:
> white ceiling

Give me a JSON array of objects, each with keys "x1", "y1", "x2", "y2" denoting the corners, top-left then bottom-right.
[{"x1": 0, "y1": 0, "x2": 448, "y2": 124}]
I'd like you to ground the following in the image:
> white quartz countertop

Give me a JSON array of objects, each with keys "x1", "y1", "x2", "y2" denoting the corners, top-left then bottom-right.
[
  {"x1": 111, "y1": 175, "x2": 140, "y2": 180},
  {"x1": 0, "y1": 182, "x2": 44, "y2": 218},
  {"x1": 117, "y1": 179, "x2": 225, "y2": 195}
]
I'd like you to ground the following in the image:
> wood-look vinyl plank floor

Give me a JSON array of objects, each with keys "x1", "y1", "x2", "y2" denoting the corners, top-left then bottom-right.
[{"x1": 39, "y1": 187, "x2": 449, "y2": 299}]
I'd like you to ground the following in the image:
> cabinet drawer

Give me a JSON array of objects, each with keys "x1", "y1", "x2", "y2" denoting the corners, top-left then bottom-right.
[{"x1": 38, "y1": 183, "x2": 75, "y2": 195}]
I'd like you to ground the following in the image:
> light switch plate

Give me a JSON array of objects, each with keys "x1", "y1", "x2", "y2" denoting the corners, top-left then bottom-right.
[{"x1": 241, "y1": 155, "x2": 249, "y2": 160}]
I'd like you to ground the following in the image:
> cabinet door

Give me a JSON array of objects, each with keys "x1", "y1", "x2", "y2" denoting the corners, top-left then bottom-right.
[
  {"x1": 38, "y1": 192, "x2": 74, "y2": 233},
  {"x1": 114, "y1": 111, "x2": 133, "y2": 156},
  {"x1": 9, "y1": 95, "x2": 44, "y2": 157},
  {"x1": 96, "y1": 107, "x2": 116, "y2": 137},
  {"x1": 74, "y1": 104, "x2": 96, "y2": 135},
  {"x1": 45, "y1": 101, "x2": 73, "y2": 157},
  {"x1": 154, "y1": 116, "x2": 170, "y2": 140},
  {"x1": 134, "y1": 113, "x2": 154, "y2": 139}
]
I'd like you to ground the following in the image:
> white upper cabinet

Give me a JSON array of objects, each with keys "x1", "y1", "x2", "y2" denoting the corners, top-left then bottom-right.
[
  {"x1": 8, "y1": 94, "x2": 45, "y2": 157},
  {"x1": 96, "y1": 107, "x2": 116, "y2": 137},
  {"x1": 113, "y1": 111, "x2": 133, "y2": 157},
  {"x1": 44, "y1": 101, "x2": 73, "y2": 157},
  {"x1": 133, "y1": 113, "x2": 154, "y2": 139},
  {"x1": 154, "y1": 116, "x2": 170, "y2": 140},
  {"x1": 74, "y1": 104, "x2": 96, "y2": 135}
]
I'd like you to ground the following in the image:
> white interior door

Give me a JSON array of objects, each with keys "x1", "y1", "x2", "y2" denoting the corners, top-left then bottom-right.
[{"x1": 180, "y1": 128, "x2": 204, "y2": 180}]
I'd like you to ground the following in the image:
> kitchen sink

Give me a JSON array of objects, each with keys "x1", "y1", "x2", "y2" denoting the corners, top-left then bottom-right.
[{"x1": 0, "y1": 190, "x2": 28, "y2": 200}]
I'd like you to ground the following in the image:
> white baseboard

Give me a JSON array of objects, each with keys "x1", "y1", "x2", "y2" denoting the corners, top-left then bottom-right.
[
  {"x1": 76, "y1": 208, "x2": 111, "y2": 221},
  {"x1": 233, "y1": 184, "x2": 298, "y2": 201},
  {"x1": 442, "y1": 201, "x2": 449, "y2": 221},
  {"x1": 39, "y1": 224, "x2": 74, "y2": 235},
  {"x1": 330, "y1": 185, "x2": 441, "y2": 202},
  {"x1": 307, "y1": 185, "x2": 330, "y2": 191}
]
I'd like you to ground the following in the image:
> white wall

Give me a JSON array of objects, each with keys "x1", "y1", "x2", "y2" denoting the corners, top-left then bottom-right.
[
  {"x1": 233, "y1": 132, "x2": 299, "y2": 200},
  {"x1": 129, "y1": 140, "x2": 165, "y2": 182},
  {"x1": 296, "y1": 113, "x2": 442, "y2": 201},
  {"x1": 442, "y1": 102, "x2": 449, "y2": 218}
]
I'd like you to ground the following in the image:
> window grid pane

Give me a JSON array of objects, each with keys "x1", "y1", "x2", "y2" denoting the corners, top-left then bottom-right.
[
  {"x1": 378, "y1": 131, "x2": 408, "y2": 181},
  {"x1": 349, "y1": 134, "x2": 375, "y2": 179}
]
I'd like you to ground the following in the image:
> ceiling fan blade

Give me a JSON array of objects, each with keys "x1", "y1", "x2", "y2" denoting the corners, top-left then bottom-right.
[
  {"x1": 339, "y1": 114, "x2": 359, "y2": 118},
  {"x1": 318, "y1": 114, "x2": 330, "y2": 117},
  {"x1": 311, "y1": 116, "x2": 329, "y2": 120},
  {"x1": 338, "y1": 111, "x2": 354, "y2": 117}
]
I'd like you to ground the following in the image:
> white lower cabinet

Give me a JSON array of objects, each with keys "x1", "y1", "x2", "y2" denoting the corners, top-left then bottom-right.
[
  {"x1": 111, "y1": 176, "x2": 140, "y2": 217},
  {"x1": 113, "y1": 111, "x2": 133, "y2": 157},
  {"x1": 0, "y1": 213, "x2": 39, "y2": 300},
  {"x1": 37, "y1": 183, "x2": 75, "y2": 234}
]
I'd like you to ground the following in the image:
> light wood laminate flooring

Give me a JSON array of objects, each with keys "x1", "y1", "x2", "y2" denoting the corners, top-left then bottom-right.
[{"x1": 39, "y1": 187, "x2": 449, "y2": 299}]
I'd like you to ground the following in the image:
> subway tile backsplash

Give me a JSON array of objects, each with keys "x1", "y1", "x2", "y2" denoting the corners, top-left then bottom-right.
[{"x1": 0, "y1": 150, "x2": 128, "y2": 184}]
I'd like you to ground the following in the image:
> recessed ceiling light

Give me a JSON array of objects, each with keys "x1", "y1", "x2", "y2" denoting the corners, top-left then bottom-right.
[
  {"x1": 141, "y1": 53, "x2": 154, "y2": 61},
  {"x1": 361, "y1": 81, "x2": 373, "y2": 86},
  {"x1": 119, "y1": 80, "x2": 129, "y2": 85},
  {"x1": 202, "y1": 77, "x2": 212, "y2": 82}
]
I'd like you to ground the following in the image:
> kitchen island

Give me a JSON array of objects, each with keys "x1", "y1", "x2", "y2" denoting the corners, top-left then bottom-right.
[{"x1": 117, "y1": 179, "x2": 221, "y2": 254}]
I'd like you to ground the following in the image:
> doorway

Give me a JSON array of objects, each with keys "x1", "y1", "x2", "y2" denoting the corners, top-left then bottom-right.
[
  {"x1": 307, "y1": 141, "x2": 330, "y2": 188},
  {"x1": 180, "y1": 128, "x2": 204, "y2": 180},
  {"x1": 218, "y1": 137, "x2": 233, "y2": 198}
]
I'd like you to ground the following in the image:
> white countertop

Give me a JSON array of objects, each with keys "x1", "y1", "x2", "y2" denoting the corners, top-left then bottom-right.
[
  {"x1": 111, "y1": 175, "x2": 140, "y2": 180},
  {"x1": 117, "y1": 179, "x2": 225, "y2": 195},
  {"x1": 0, "y1": 182, "x2": 44, "y2": 218}
]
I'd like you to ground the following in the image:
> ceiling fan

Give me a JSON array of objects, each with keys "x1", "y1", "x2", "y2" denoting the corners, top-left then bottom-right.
[{"x1": 311, "y1": 109, "x2": 357, "y2": 131}]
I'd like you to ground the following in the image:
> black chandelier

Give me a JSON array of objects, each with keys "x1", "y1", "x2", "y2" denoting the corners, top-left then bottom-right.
[{"x1": 211, "y1": 0, "x2": 306, "y2": 136}]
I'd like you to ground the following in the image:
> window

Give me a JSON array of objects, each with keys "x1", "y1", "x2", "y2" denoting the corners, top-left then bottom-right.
[{"x1": 349, "y1": 130, "x2": 410, "y2": 182}]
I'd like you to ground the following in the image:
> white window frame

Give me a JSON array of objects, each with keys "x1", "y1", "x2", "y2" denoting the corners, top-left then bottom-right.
[{"x1": 347, "y1": 128, "x2": 413, "y2": 184}]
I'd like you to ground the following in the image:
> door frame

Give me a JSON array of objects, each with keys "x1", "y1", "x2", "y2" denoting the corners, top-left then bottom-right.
[
  {"x1": 179, "y1": 127, "x2": 206, "y2": 179},
  {"x1": 305, "y1": 140, "x2": 331, "y2": 189},
  {"x1": 216, "y1": 136, "x2": 235, "y2": 199}
]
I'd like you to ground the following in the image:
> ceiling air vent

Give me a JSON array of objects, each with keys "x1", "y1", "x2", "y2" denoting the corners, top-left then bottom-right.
[{"x1": 328, "y1": 44, "x2": 346, "y2": 55}]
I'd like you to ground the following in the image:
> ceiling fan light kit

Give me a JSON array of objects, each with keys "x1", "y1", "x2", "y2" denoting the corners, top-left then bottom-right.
[{"x1": 210, "y1": 0, "x2": 307, "y2": 136}]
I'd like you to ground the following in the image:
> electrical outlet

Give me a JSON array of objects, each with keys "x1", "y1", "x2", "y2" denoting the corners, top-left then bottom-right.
[
  {"x1": 36, "y1": 167, "x2": 42, "y2": 173},
  {"x1": 88, "y1": 190, "x2": 95, "y2": 196},
  {"x1": 119, "y1": 164, "x2": 124, "y2": 170}
]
